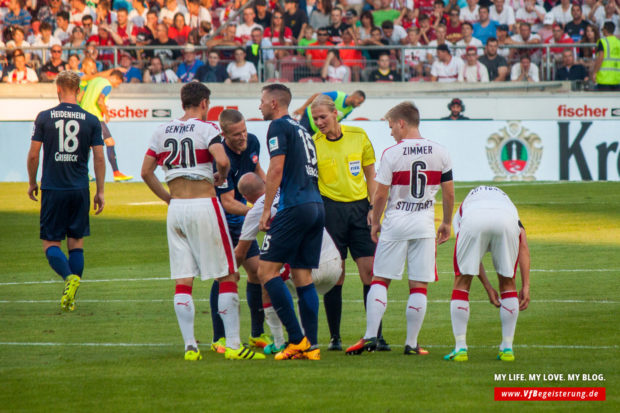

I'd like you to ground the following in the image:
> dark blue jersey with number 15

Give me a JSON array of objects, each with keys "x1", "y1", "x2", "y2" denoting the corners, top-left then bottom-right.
[
  {"x1": 31, "y1": 102, "x2": 103, "y2": 190},
  {"x1": 266, "y1": 115, "x2": 322, "y2": 211}
]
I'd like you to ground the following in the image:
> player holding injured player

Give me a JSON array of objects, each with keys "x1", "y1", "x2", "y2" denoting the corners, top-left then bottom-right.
[
  {"x1": 141, "y1": 83, "x2": 264, "y2": 361},
  {"x1": 235, "y1": 172, "x2": 342, "y2": 357},
  {"x1": 445, "y1": 185, "x2": 530, "y2": 362},
  {"x1": 346, "y1": 102, "x2": 454, "y2": 356}
]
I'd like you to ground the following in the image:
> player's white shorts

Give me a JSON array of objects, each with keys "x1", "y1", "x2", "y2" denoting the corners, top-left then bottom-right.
[
  {"x1": 312, "y1": 257, "x2": 341, "y2": 295},
  {"x1": 373, "y1": 238, "x2": 437, "y2": 282},
  {"x1": 167, "y1": 198, "x2": 237, "y2": 280},
  {"x1": 454, "y1": 209, "x2": 520, "y2": 278}
]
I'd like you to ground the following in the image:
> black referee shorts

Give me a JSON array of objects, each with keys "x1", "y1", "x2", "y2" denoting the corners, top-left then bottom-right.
[{"x1": 323, "y1": 196, "x2": 376, "y2": 260}]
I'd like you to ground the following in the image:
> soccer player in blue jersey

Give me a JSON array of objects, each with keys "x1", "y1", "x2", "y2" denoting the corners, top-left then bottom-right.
[
  {"x1": 257, "y1": 83, "x2": 325, "y2": 360},
  {"x1": 27, "y1": 70, "x2": 106, "y2": 312},
  {"x1": 209, "y1": 109, "x2": 272, "y2": 353}
]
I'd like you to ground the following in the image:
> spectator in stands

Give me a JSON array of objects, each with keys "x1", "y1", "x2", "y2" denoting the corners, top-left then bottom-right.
[
  {"x1": 81, "y1": 14, "x2": 97, "y2": 38},
  {"x1": 495, "y1": 24, "x2": 513, "y2": 57},
  {"x1": 295, "y1": 26, "x2": 333, "y2": 80},
  {"x1": 159, "y1": 0, "x2": 187, "y2": 27},
  {"x1": 551, "y1": 0, "x2": 573, "y2": 27},
  {"x1": 578, "y1": 23, "x2": 600, "y2": 70},
  {"x1": 5, "y1": 0, "x2": 32, "y2": 31},
  {"x1": 40, "y1": 44, "x2": 66, "y2": 82},
  {"x1": 119, "y1": 51, "x2": 142, "y2": 82},
  {"x1": 195, "y1": 50, "x2": 229, "y2": 82},
  {"x1": 264, "y1": 9, "x2": 292, "y2": 59},
  {"x1": 67, "y1": 53, "x2": 81, "y2": 72},
  {"x1": 592, "y1": 22, "x2": 620, "y2": 91},
  {"x1": 129, "y1": 0, "x2": 148, "y2": 28},
  {"x1": 357, "y1": 9, "x2": 376, "y2": 42},
  {"x1": 174, "y1": 43, "x2": 202, "y2": 82},
  {"x1": 187, "y1": 0, "x2": 211, "y2": 30},
  {"x1": 564, "y1": 3, "x2": 590, "y2": 42},
  {"x1": 198, "y1": 21, "x2": 212, "y2": 46},
  {"x1": 538, "y1": 13, "x2": 555, "y2": 44},
  {"x1": 455, "y1": 22, "x2": 483, "y2": 57},
  {"x1": 431, "y1": 43, "x2": 463, "y2": 81},
  {"x1": 479, "y1": 37, "x2": 509, "y2": 81},
  {"x1": 66, "y1": 26, "x2": 86, "y2": 59},
  {"x1": 600, "y1": 1, "x2": 620, "y2": 36},
  {"x1": 367, "y1": 51, "x2": 401, "y2": 81},
  {"x1": 225, "y1": 47, "x2": 258, "y2": 82},
  {"x1": 582, "y1": 0, "x2": 606, "y2": 29},
  {"x1": 149, "y1": 22, "x2": 180, "y2": 66},
  {"x1": 427, "y1": 24, "x2": 454, "y2": 64},
  {"x1": 143, "y1": 55, "x2": 179, "y2": 82},
  {"x1": 515, "y1": 0, "x2": 546, "y2": 34},
  {"x1": 415, "y1": 0, "x2": 436, "y2": 17},
  {"x1": 441, "y1": 97, "x2": 469, "y2": 120},
  {"x1": 371, "y1": 0, "x2": 400, "y2": 28},
  {"x1": 88, "y1": 23, "x2": 116, "y2": 68},
  {"x1": 109, "y1": 7, "x2": 135, "y2": 46},
  {"x1": 138, "y1": 9, "x2": 158, "y2": 44},
  {"x1": 459, "y1": 0, "x2": 479, "y2": 24},
  {"x1": 510, "y1": 22, "x2": 541, "y2": 60},
  {"x1": 254, "y1": 0, "x2": 272, "y2": 29},
  {"x1": 310, "y1": 0, "x2": 332, "y2": 31},
  {"x1": 403, "y1": 26, "x2": 428, "y2": 78},
  {"x1": 545, "y1": 23, "x2": 574, "y2": 60},
  {"x1": 490, "y1": 0, "x2": 516, "y2": 33},
  {"x1": 381, "y1": 19, "x2": 407, "y2": 45},
  {"x1": 168, "y1": 11, "x2": 190, "y2": 44},
  {"x1": 473, "y1": 5, "x2": 499, "y2": 45},
  {"x1": 6, "y1": 25, "x2": 31, "y2": 62},
  {"x1": 418, "y1": 14, "x2": 435, "y2": 44},
  {"x1": 54, "y1": 10, "x2": 74, "y2": 43},
  {"x1": 95, "y1": 0, "x2": 116, "y2": 26},
  {"x1": 556, "y1": 48, "x2": 588, "y2": 81},
  {"x1": 69, "y1": 0, "x2": 94, "y2": 28},
  {"x1": 431, "y1": 1, "x2": 449, "y2": 29},
  {"x1": 283, "y1": 0, "x2": 308, "y2": 40},
  {"x1": 446, "y1": 7, "x2": 463, "y2": 44},
  {"x1": 38, "y1": 0, "x2": 69, "y2": 32},
  {"x1": 363, "y1": 26, "x2": 390, "y2": 61},
  {"x1": 321, "y1": 49, "x2": 351, "y2": 82},
  {"x1": 32, "y1": 21, "x2": 61, "y2": 62},
  {"x1": 207, "y1": 23, "x2": 242, "y2": 61},
  {"x1": 84, "y1": 43, "x2": 104, "y2": 71},
  {"x1": 511, "y1": 53, "x2": 540, "y2": 81},
  {"x1": 338, "y1": 27, "x2": 363, "y2": 81},
  {"x1": 458, "y1": 45, "x2": 489, "y2": 81},
  {"x1": 326, "y1": 6, "x2": 350, "y2": 44},
  {"x1": 3, "y1": 49, "x2": 38, "y2": 83},
  {"x1": 298, "y1": 25, "x2": 316, "y2": 54},
  {"x1": 236, "y1": 5, "x2": 261, "y2": 43}
]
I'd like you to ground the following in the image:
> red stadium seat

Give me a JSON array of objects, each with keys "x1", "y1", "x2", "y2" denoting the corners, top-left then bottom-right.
[{"x1": 278, "y1": 55, "x2": 305, "y2": 82}]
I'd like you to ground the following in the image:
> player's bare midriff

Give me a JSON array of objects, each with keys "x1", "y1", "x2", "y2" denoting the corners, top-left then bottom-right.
[{"x1": 168, "y1": 177, "x2": 216, "y2": 199}]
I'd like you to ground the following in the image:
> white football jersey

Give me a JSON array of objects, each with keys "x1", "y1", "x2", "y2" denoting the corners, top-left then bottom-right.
[
  {"x1": 147, "y1": 118, "x2": 221, "y2": 183},
  {"x1": 240, "y1": 192, "x2": 341, "y2": 263},
  {"x1": 375, "y1": 138, "x2": 452, "y2": 241},
  {"x1": 453, "y1": 185, "x2": 520, "y2": 233}
]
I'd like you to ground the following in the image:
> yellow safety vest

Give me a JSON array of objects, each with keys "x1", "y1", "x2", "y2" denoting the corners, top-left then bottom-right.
[{"x1": 596, "y1": 35, "x2": 620, "y2": 85}]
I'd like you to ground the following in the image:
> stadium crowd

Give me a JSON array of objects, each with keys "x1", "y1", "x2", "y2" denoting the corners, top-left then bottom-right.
[{"x1": 0, "y1": 0, "x2": 619, "y2": 84}]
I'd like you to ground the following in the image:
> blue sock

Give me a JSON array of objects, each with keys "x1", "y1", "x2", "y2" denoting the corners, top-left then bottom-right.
[
  {"x1": 68, "y1": 248, "x2": 84, "y2": 277},
  {"x1": 264, "y1": 277, "x2": 304, "y2": 344},
  {"x1": 45, "y1": 246, "x2": 72, "y2": 280},
  {"x1": 297, "y1": 284, "x2": 319, "y2": 346},
  {"x1": 210, "y1": 281, "x2": 225, "y2": 342},
  {"x1": 246, "y1": 282, "x2": 264, "y2": 337}
]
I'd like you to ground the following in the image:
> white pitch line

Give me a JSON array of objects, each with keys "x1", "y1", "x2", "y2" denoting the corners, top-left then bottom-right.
[
  {"x1": 0, "y1": 299, "x2": 616, "y2": 304},
  {"x1": 0, "y1": 342, "x2": 616, "y2": 350}
]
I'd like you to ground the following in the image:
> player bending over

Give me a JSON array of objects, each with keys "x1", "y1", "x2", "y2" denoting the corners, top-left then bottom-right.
[
  {"x1": 27, "y1": 70, "x2": 106, "y2": 312},
  {"x1": 445, "y1": 185, "x2": 530, "y2": 362},
  {"x1": 141, "y1": 83, "x2": 264, "y2": 361}
]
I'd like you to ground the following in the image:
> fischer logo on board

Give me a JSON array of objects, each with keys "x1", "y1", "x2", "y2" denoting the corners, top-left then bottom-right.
[
  {"x1": 108, "y1": 106, "x2": 152, "y2": 119},
  {"x1": 557, "y1": 105, "x2": 609, "y2": 118}
]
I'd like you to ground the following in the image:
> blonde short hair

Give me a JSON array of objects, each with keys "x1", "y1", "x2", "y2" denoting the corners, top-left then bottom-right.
[
  {"x1": 385, "y1": 101, "x2": 420, "y2": 127},
  {"x1": 55, "y1": 70, "x2": 81, "y2": 93}
]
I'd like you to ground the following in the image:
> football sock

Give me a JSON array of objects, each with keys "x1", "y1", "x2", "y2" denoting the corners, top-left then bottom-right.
[
  {"x1": 218, "y1": 281, "x2": 241, "y2": 350},
  {"x1": 264, "y1": 276, "x2": 304, "y2": 344},
  {"x1": 364, "y1": 281, "x2": 388, "y2": 339},
  {"x1": 323, "y1": 284, "x2": 342, "y2": 338},
  {"x1": 296, "y1": 284, "x2": 319, "y2": 346},
  {"x1": 405, "y1": 288, "x2": 427, "y2": 348},
  {"x1": 174, "y1": 284, "x2": 197, "y2": 349},
  {"x1": 68, "y1": 248, "x2": 84, "y2": 277},
  {"x1": 106, "y1": 145, "x2": 119, "y2": 172},
  {"x1": 45, "y1": 246, "x2": 71, "y2": 280},
  {"x1": 499, "y1": 291, "x2": 519, "y2": 349},
  {"x1": 210, "y1": 281, "x2": 225, "y2": 342},
  {"x1": 364, "y1": 283, "x2": 384, "y2": 339},
  {"x1": 246, "y1": 281, "x2": 264, "y2": 337},
  {"x1": 450, "y1": 289, "x2": 470, "y2": 350},
  {"x1": 264, "y1": 304, "x2": 285, "y2": 348}
]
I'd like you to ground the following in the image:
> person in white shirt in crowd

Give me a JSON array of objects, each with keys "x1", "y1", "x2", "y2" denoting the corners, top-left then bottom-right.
[
  {"x1": 599, "y1": 0, "x2": 620, "y2": 35},
  {"x1": 187, "y1": 0, "x2": 211, "y2": 31},
  {"x1": 54, "y1": 10, "x2": 75, "y2": 44},
  {"x1": 33, "y1": 21, "x2": 62, "y2": 61},
  {"x1": 321, "y1": 49, "x2": 351, "y2": 82},
  {"x1": 551, "y1": 0, "x2": 573, "y2": 27},
  {"x1": 159, "y1": 0, "x2": 188, "y2": 27},
  {"x1": 431, "y1": 43, "x2": 464, "y2": 82},
  {"x1": 582, "y1": 0, "x2": 606, "y2": 29},
  {"x1": 458, "y1": 45, "x2": 489, "y2": 82},
  {"x1": 515, "y1": 0, "x2": 547, "y2": 33},
  {"x1": 3, "y1": 49, "x2": 39, "y2": 83},
  {"x1": 510, "y1": 21, "x2": 541, "y2": 61},
  {"x1": 381, "y1": 20, "x2": 408, "y2": 45},
  {"x1": 69, "y1": 0, "x2": 95, "y2": 27},
  {"x1": 226, "y1": 47, "x2": 258, "y2": 83},
  {"x1": 455, "y1": 22, "x2": 483, "y2": 58},
  {"x1": 427, "y1": 24, "x2": 454, "y2": 64},
  {"x1": 236, "y1": 5, "x2": 261, "y2": 43},
  {"x1": 460, "y1": 0, "x2": 480, "y2": 24},
  {"x1": 6, "y1": 25, "x2": 31, "y2": 62},
  {"x1": 403, "y1": 27, "x2": 428, "y2": 77},
  {"x1": 510, "y1": 53, "x2": 540, "y2": 81},
  {"x1": 490, "y1": 0, "x2": 516, "y2": 32},
  {"x1": 129, "y1": 0, "x2": 148, "y2": 28},
  {"x1": 143, "y1": 55, "x2": 179, "y2": 83}
]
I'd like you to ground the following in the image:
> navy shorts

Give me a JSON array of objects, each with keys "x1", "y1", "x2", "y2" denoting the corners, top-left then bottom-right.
[
  {"x1": 40, "y1": 188, "x2": 90, "y2": 241},
  {"x1": 260, "y1": 202, "x2": 325, "y2": 269},
  {"x1": 228, "y1": 222, "x2": 260, "y2": 259}
]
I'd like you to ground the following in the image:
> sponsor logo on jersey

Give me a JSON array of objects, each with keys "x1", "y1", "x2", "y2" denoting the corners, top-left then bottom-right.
[
  {"x1": 486, "y1": 121, "x2": 542, "y2": 181},
  {"x1": 268, "y1": 137, "x2": 279, "y2": 152},
  {"x1": 349, "y1": 160, "x2": 361, "y2": 176},
  {"x1": 251, "y1": 153, "x2": 258, "y2": 164}
]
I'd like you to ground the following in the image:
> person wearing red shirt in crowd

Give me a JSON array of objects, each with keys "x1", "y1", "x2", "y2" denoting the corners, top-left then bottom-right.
[
  {"x1": 431, "y1": 0, "x2": 449, "y2": 29},
  {"x1": 109, "y1": 7, "x2": 135, "y2": 46},
  {"x1": 338, "y1": 27, "x2": 363, "y2": 81},
  {"x1": 294, "y1": 27, "x2": 333, "y2": 80},
  {"x1": 88, "y1": 24, "x2": 116, "y2": 68},
  {"x1": 263, "y1": 9, "x2": 293, "y2": 59},
  {"x1": 544, "y1": 23, "x2": 574, "y2": 59},
  {"x1": 69, "y1": 0, "x2": 94, "y2": 28},
  {"x1": 95, "y1": 0, "x2": 116, "y2": 26},
  {"x1": 168, "y1": 11, "x2": 191, "y2": 45},
  {"x1": 446, "y1": 7, "x2": 463, "y2": 43},
  {"x1": 418, "y1": 14, "x2": 435, "y2": 45},
  {"x1": 417, "y1": 0, "x2": 436, "y2": 17}
]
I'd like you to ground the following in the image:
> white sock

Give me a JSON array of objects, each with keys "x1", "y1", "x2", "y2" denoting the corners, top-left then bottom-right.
[
  {"x1": 499, "y1": 291, "x2": 519, "y2": 350},
  {"x1": 405, "y1": 289, "x2": 427, "y2": 348},
  {"x1": 174, "y1": 292, "x2": 196, "y2": 349},
  {"x1": 450, "y1": 289, "x2": 470, "y2": 350},
  {"x1": 264, "y1": 304, "x2": 285, "y2": 348},
  {"x1": 218, "y1": 282, "x2": 241, "y2": 350},
  {"x1": 364, "y1": 283, "x2": 388, "y2": 339}
]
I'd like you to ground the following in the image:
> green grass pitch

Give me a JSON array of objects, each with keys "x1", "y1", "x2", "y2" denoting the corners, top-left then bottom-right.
[{"x1": 0, "y1": 181, "x2": 618, "y2": 412}]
